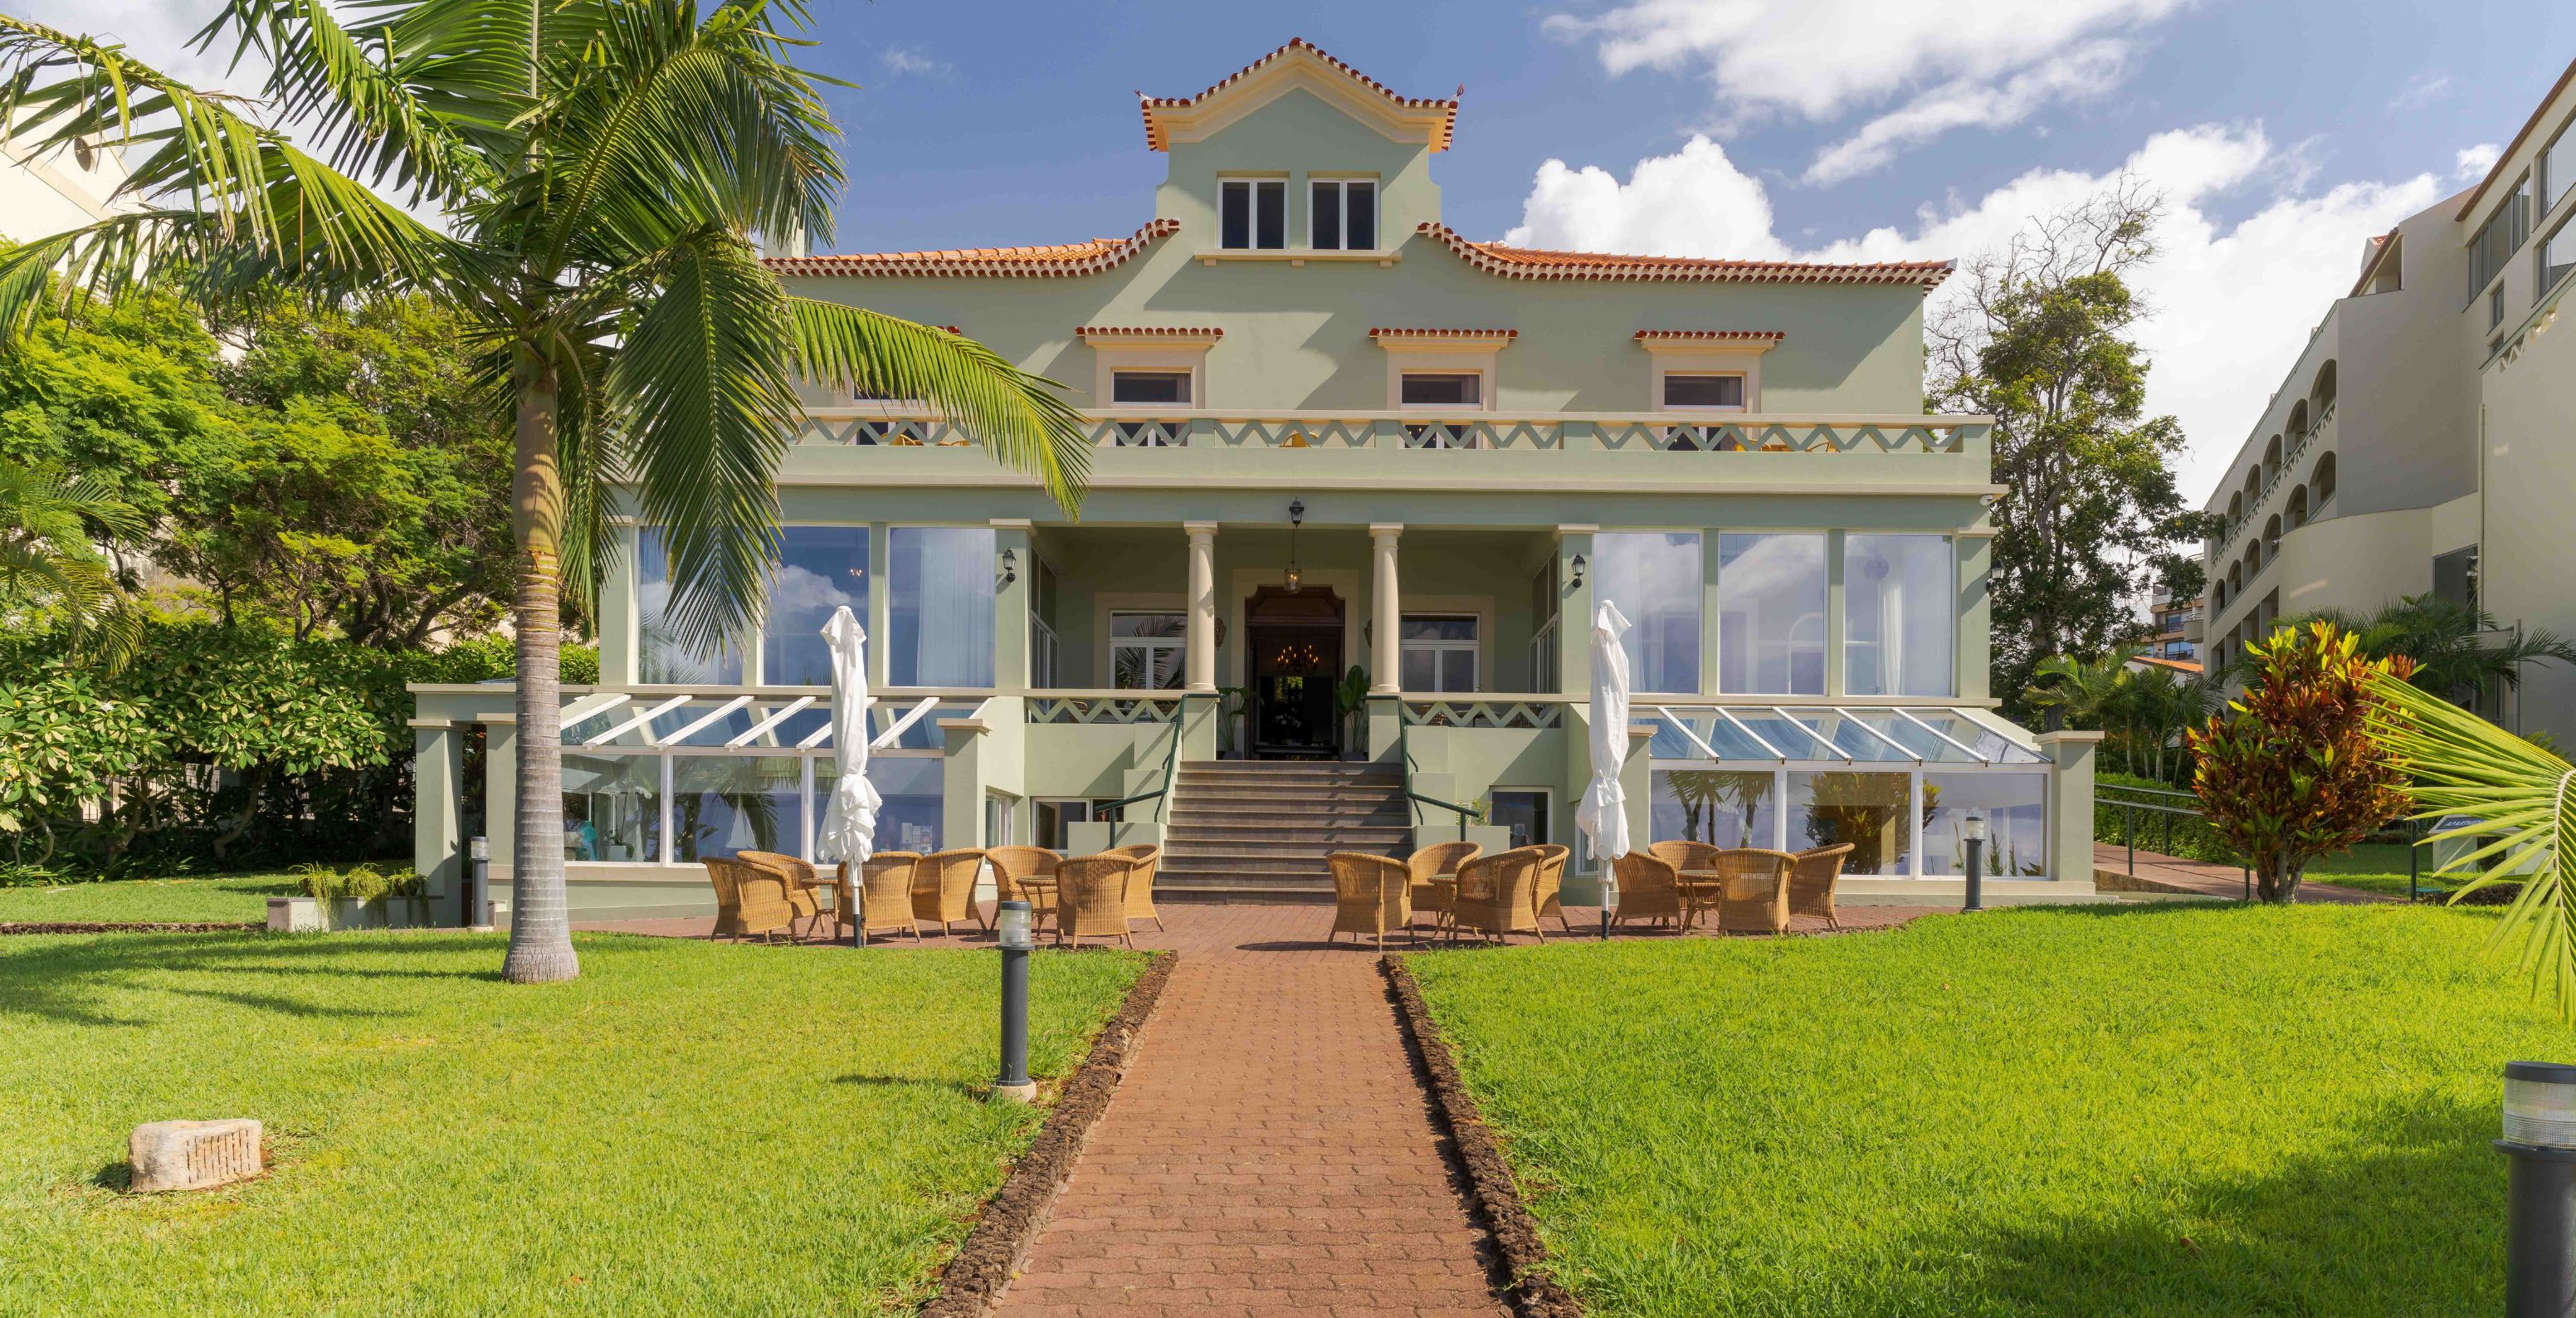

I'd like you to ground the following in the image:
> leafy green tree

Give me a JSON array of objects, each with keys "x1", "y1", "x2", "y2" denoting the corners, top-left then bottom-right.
[
  {"x1": 2187, "y1": 622, "x2": 2413, "y2": 903},
  {"x1": 0, "y1": 671, "x2": 166, "y2": 862},
  {"x1": 1930, "y1": 183, "x2": 2202, "y2": 713},
  {"x1": 1, "y1": 2, "x2": 1090, "y2": 982},
  {"x1": 0, "y1": 456, "x2": 148, "y2": 664},
  {"x1": 0, "y1": 277, "x2": 235, "y2": 529}
]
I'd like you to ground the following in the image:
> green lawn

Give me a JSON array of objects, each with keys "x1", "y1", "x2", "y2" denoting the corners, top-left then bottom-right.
[
  {"x1": 1, "y1": 932, "x2": 1144, "y2": 1315},
  {"x1": 1409, "y1": 905, "x2": 2558, "y2": 1317},
  {"x1": 0, "y1": 872, "x2": 304, "y2": 923}
]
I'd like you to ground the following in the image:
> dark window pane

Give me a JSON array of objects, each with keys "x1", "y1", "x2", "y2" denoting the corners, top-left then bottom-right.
[
  {"x1": 1399, "y1": 616, "x2": 1476, "y2": 642},
  {"x1": 1255, "y1": 180, "x2": 1285, "y2": 249},
  {"x1": 1401, "y1": 373, "x2": 1479, "y2": 406},
  {"x1": 1111, "y1": 371, "x2": 1190, "y2": 405},
  {"x1": 1663, "y1": 374, "x2": 1744, "y2": 408},
  {"x1": 1221, "y1": 180, "x2": 1251, "y2": 250},
  {"x1": 1311, "y1": 181, "x2": 1342, "y2": 250},
  {"x1": 1346, "y1": 182, "x2": 1376, "y2": 251}
]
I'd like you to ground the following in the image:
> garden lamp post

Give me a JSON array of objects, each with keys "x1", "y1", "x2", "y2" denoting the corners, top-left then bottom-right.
[
  {"x1": 2500, "y1": 1061, "x2": 2576, "y2": 1316},
  {"x1": 1961, "y1": 813, "x2": 1986, "y2": 912},
  {"x1": 993, "y1": 901, "x2": 1037, "y2": 1103}
]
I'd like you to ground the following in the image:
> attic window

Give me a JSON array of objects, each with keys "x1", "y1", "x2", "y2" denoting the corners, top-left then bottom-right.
[
  {"x1": 1311, "y1": 178, "x2": 1378, "y2": 251},
  {"x1": 1220, "y1": 178, "x2": 1286, "y2": 251}
]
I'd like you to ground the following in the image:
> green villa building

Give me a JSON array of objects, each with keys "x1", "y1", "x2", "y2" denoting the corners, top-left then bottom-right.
[{"x1": 407, "y1": 39, "x2": 2102, "y2": 921}]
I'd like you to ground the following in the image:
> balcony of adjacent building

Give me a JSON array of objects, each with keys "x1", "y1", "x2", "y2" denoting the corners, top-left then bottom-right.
[{"x1": 2206, "y1": 358, "x2": 2339, "y2": 579}]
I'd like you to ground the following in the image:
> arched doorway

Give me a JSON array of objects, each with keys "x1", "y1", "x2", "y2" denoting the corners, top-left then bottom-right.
[{"x1": 1243, "y1": 584, "x2": 1345, "y2": 759}]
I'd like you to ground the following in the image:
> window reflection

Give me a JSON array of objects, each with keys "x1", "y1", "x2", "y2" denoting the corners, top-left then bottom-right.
[
  {"x1": 1718, "y1": 533, "x2": 1824, "y2": 695},
  {"x1": 1595, "y1": 531, "x2": 1701, "y2": 693}
]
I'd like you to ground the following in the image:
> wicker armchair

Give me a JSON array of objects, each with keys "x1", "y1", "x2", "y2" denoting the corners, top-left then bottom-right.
[
  {"x1": 1608, "y1": 851, "x2": 1683, "y2": 930},
  {"x1": 1451, "y1": 846, "x2": 1545, "y2": 945},
  {"x1": 856, "y1": 851, "x2": 925, "y2": 944},
  {"x1": 738, "y1": 850, "x2": 827, "y2": 939},
  {"x1": 1788, "y1": 843, "x2": 1855, "y2": 930},
  {"x1": 985, "y1": 846, "x2": 1063, "y2": 934},
  {"x1": 1532, "y1": 843, "x2": 1571, "y2": 930},
  {"x1": 1713, "y1": 848, "x2": 1798, "y2": 935},
  {"x1": 1327, "y1": 852, "x2": 1412, "y2": 946},
  {"x1": 1649, "y1": 839, "x2": 1721, "y2": 872},
  {"x1": 702, "y1": 857, "x2": 795, "y2": 942},
  {"x1": 912, "y1": 848, "x2": 991, "y2": 935},
  {"x1": 1055, "y1": 852, "x2": 1136, "y2": 949},
  {"x1": 1111, "y1": 843, "x2": 1164, "y2": 931},
  {"x1": 1407, "y1": 840, "x2": 1481, "y2": 930}
]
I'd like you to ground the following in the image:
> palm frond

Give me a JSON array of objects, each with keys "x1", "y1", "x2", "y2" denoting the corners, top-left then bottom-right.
[{"x1": 788, "y1": 300, "x2": 1090, "y2": 514}]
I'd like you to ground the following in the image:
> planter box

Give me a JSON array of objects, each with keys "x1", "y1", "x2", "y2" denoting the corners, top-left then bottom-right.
[{"x1": 265, "y1": 895, "x2": 434, "y2": 932}]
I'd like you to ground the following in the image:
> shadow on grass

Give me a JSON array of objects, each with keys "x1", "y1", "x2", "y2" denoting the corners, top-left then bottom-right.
[
  {"x1": 834, "y1": 1073, "x2": 986, "y2": 1100},
  {"x1": 1846, "y1": 1096, "x2": 2501, "y2": 1316},
  {"x1": 0, "y1": 931, "x2": 515, "y2": 1028}
]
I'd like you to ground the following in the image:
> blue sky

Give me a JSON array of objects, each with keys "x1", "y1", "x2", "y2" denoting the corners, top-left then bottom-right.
[{"x1": 32, "y1": 0, "x2": 2576, "y2": 498}]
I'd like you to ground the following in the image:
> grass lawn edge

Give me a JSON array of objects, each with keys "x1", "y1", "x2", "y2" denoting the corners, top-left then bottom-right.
[
  {"x1": 925, "y1": 949, "x2": 1180, "y2": 1317},
  {"x1": 1382, "y1": 954, "x2": 1582, "y2": 1318}
]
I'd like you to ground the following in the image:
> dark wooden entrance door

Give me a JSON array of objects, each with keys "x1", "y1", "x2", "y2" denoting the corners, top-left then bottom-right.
[{"x1": 1244, "y1": 585, "x2": 1344, "y2": 759}]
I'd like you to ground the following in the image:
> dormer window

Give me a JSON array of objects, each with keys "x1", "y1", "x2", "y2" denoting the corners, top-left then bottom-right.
[
  {"x1": 1219, "y1": 178, "x2": 1286, "y2": 251},
  {"x1": 1310, "y1": 178, "x2": 1378, "y2": 251}
]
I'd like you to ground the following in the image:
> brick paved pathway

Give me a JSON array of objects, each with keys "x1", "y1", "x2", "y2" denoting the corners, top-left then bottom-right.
[
  {"x1": 2090, "y1": 842, "x2": 2393, "y2": 904},
  {"x1": 993, "y1": 945, "x2": 1506, "y2": 1318}
]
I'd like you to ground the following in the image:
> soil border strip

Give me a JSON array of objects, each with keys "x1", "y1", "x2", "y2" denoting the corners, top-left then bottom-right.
[
  {"x1": 922, "y1": 949, "x2": 1178, "y2": 1316},
  {"x1": 1, "y1": 921, "x2": 262, "y2": 935},
  {"x1": 1382, "y1": 954, "x2": 1584, "y2": 1318}
]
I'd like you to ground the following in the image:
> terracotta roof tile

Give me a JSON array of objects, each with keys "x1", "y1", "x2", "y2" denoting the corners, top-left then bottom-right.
[
  {"x1": 764, "y1": 219, "x2": 1180, "y2": 278},
  {"x1": 1139, "y1": 38, "x2": 1460, "y2": 152},
  {"x1": 1632, "y1": 330, "x2": 1787, "y2": 343},
  {"x1": 1369, "y1": 327, "x2": 1517, "y2": 340},
  {"x1": 1077, "y1": 325, "x2": 1225, "y2": 339},
  {"x1": 1417, "y1": 223, "x2": 1953, "y2": 289}
]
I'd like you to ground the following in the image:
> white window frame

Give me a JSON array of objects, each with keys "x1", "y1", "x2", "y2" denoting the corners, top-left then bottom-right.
[
  {"x1": 1398, "y1": 613, "x2": 1481, "y2": 693},
  {"x1": 1639, "y1": 338, "x2": 1772, "y2": 412},
  {"x1": 1108, "y1": 610, "x2": 1189, "y2": 691},
  {"x1": 1309, "y1": 177, "x2": 1378, "y2": 251},
  {"x1": 1217, "y1": 176, "x2": 1287, "y2": 251}
]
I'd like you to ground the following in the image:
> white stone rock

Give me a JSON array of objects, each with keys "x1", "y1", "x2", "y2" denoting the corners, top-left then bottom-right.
[{"x1": 128, "y1": 1119, "x2": 262, "y2": 1193}]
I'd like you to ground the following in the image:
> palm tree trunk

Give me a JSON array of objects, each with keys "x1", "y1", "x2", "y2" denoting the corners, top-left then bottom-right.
[{"x1": 503, "y1": 352, "x2": 579, "y2": 984}]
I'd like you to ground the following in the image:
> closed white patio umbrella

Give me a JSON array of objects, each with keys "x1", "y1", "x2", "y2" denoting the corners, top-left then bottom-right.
[
  {"x1": 1575, "y1": 600, "x2": 1633, "y2": 925},
  {"x1": 814, "y1": 606, "x2": 882, "y2": 944}
]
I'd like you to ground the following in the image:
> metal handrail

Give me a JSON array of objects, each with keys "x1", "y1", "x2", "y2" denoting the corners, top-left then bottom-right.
[
  {"x1": 1385, "y1": 696, "x2": 1480, "y2": 841},
  {"x1": 1101, "y1": 691, "x2": 1205, "y2": 824}
]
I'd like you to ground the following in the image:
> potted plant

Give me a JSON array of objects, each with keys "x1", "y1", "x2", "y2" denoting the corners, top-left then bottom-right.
[
  {"x1": 268, "y1": 863, "x2": 431, "y2": 931},
  {"x1": 1216, "y1": 686, "x2": 1251, "y2": 759},
  {"x1": 1333, "y1": 666, "x2": 1371, "y2": 761}
]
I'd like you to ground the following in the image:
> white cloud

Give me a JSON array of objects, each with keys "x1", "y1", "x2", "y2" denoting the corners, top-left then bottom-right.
[
  {"x1": 2388, "y1": 71, "x2": 2453, "y2": 112},
  {"x1": 2456, "y1": 142, "x2": 2501, "y2": 181},
  {"x1": 1806, "y1": 41, "x2": 2133, "y2": 185},
  {"x1": 878, "y1": 46, "x2": 949, "y2": 79},
  {"x1": 1545, "y1": 0, "x2": 2193, "y2": 174},
  {"x1": 1504, "y1": 124, "x2": 2440, "y2": 503}
]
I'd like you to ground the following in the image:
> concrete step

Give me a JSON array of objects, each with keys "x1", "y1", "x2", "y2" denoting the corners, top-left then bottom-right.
[{"x1": 1164, "y1": 823, "x2": 1414, "y2": 842}]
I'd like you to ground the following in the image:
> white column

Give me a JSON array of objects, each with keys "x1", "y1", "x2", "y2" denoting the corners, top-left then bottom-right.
[
  {"x1": 1370, "y1": 523, "x2": 1403, "y2": 694},
  {"x1": 1184, "y1": 521, "x2": 1218, "y2": 693}
]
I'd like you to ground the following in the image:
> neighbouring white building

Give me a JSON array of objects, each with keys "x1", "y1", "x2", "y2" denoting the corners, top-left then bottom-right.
[
  {"x1": 0, "y1": 121, "x2": 129, "y2": 242},
  {"x1": 2198, "y1": 55, "x2": 2576, "y2": 743}
]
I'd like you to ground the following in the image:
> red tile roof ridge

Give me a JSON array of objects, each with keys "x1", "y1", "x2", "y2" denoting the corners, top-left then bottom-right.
[
  {"x1": 1416, "y1": 223, "x2": 1953, "y2": 289},
  {"x1": 1368, "y1": 327, "x2": 1518, "y2": 339},
  {"x1": 1139, "y1": 38, "x2": 1461, "y2": 151},
  {"x1": 1632, "y1": 330, "x2": 1788, "y2": 341},
  {"x1": 764, "y1": 219, "x2": 1180, "y2": 277},
  {"x1": 1076, "y1": 325, "x2": 1226, "y2": 338}
]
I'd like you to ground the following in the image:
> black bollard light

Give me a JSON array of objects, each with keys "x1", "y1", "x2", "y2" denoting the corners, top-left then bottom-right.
[
  {"x1": 993, "y1": 900, "x2": 1036, "y2": 1103},
  {"x1": 467, "y1": 836, "x2": 493, "y2": 931},
  {"x1": 2500, "y1": 1061, "x2": 2576, "y2": 1317},
  {"x1": 1960, "y1": 813, "x2": 1986, "y2": 913}
]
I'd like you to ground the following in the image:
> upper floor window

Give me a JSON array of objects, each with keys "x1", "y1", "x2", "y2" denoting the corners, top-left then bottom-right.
[
  {"x1": 763, "y1": 526, "x2": 869, "y2": 686},
  {"x1": 2469, "y1": 173, "x2": 2532, "y2": 305},
  {"x1": 1111, "y1": 369, "x2": 1192, "y2": 405},
  {"x1": 1842, "y1": 534, "x2": 1953, "y2": 698},
  {"x1": 1718, "y1": 532, "x2": 1825, "y2": 696},
  {"x1": 889, "y1": 525, "x2": 996, "y2": 687},
  {"x1": 639, "y1": 527, "x2": 748, "y2": 684},
  {"x1": 1596, "y1": 531, "x2": 1701, "y2": 695},
  {"x1": 1310, "y1": 178, "x2": 1378, "y2": 251},
  {"x1": 1398, "y1": 615, "x2": 1478, "y2": 692},
  {"x1": 1662, "y1": 373, "x2": 1746, "y2": 410},
  {"x1": 1399, "y1": 372, "x2": 1481, "y2": 407},
  {"x1": 2546, "y1": 118, "x2": 2576, "y2": 215},
  {"x1": 1110, "y1": 612, "x2": 1187, "y2": 690},
  {"x1": 1219, "y1": 178, "x2": 1286, "y2": 251},
  {"x1": 2543, "y1": 212, "x2": 2576, "y2": 300}
]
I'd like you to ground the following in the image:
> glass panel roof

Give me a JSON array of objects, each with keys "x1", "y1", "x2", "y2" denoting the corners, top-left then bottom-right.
[
  {"x1": 560, "y1": 697, "x2": 970, "y2": 750},
  {"x1": 1647, "y1": 706, "x2": 2045, "y2": 765}
]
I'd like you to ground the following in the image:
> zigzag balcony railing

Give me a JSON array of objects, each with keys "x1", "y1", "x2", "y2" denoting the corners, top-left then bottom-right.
[
  {"x1": 1025, "y1": 696, "x2": 1185, "y2": 725},
  {"x1": 790, "y1": 409, "x2": 1985, "y2": 454},
  {"x1": 1398, "y1": 700, "x2": 1567, "y2": 730}
]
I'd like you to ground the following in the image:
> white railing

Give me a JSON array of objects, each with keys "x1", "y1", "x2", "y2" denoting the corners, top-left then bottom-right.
[{"x1": 790, "y1": 408, "x2": 1988, "y2": 456}]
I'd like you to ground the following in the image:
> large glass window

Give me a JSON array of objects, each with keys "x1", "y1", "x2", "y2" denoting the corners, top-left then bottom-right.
[
  {"x1": 1219, "y1": 178, "x2": 1286, "y2": 251},
  {"x1": 638, "y1": 528, "x2": 746, "y2": 684},
  {"x1": 563, "y1": 754, "x2": 658, "y2": 862},
  {"x1": 1110, "y1": 612, "x2": 1188, "y2": 690},
  {"x1": 2469, "y1": 173, "x2": 2533, "y2": 302},
  {"x1": 1843, "y1": 535, "x2": 1954, "y2": 697},
  {"x1": 826, "y1": 754, "x2": 944, "y2": 856},
  {"x1": 1400, "y1": 373, "x2": 1481, "y2": 407},
  {"x1": 1595, "y1": 532, "x2": 1702, "y2": 693},
  {"x1": 1718, "y1": 533, "x2": 1825, "y2": 695},
  {"x1": 1920, "y1": 773, "x2": 2047, "y2": 878},
  {"x1": 888, "y1": 526, "x2": 996, "y2": 687},
  {"x1": 1399, "y1": 616, "x2": 1478, "y2": 692},
  {"x1": 1652, "y1": 769, "x2": 1778, "y2": 850},
  {"x1": 2549, "y1": 119, "x2": 2576, "y2": 213},
  {"x1": 2544, "y1": 213, "x2": 2576, "y2": 300},
  {"x1": 1310, "y1": 178, "x2": 1378, "y2": 251},
  {"x1": 1489, "y1": 790, "x2": 1550, "y2": 849},
  {"x1": 670, "y1": 755, "x2": 803, "y2": 862},
  {"x1": 1790, "y1": 770, "x2": 1911, "y2": 876},
  {"x1": 762, "y1": 526, "x2": 868, "y2": 686}
]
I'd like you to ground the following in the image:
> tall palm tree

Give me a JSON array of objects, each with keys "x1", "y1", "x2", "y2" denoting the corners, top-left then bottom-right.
[
  {"x1": 0, "y1": 456, "x2": 147, "y2": 667},
  {"x1": 0, "y1": 2, "x2": 1090, "y2": 983},
  {"x1": 2287, "y1": 595, "x2": 2576, "y2": 710}
]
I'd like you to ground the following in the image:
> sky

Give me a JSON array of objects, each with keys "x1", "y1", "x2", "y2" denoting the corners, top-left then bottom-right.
[{"x1": 24, "y1": 0, "x2": 2576, "y2": 505}]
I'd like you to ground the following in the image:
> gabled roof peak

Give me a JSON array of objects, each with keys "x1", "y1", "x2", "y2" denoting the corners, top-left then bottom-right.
[{"x1": 1139, "y1": 38, "x2": 1461, "y2": 153}]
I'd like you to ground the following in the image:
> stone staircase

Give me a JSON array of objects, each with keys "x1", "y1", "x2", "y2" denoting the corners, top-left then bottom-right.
[{"x1": 1157, "y1": 760, "x2": 1412, "y2": 901}]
